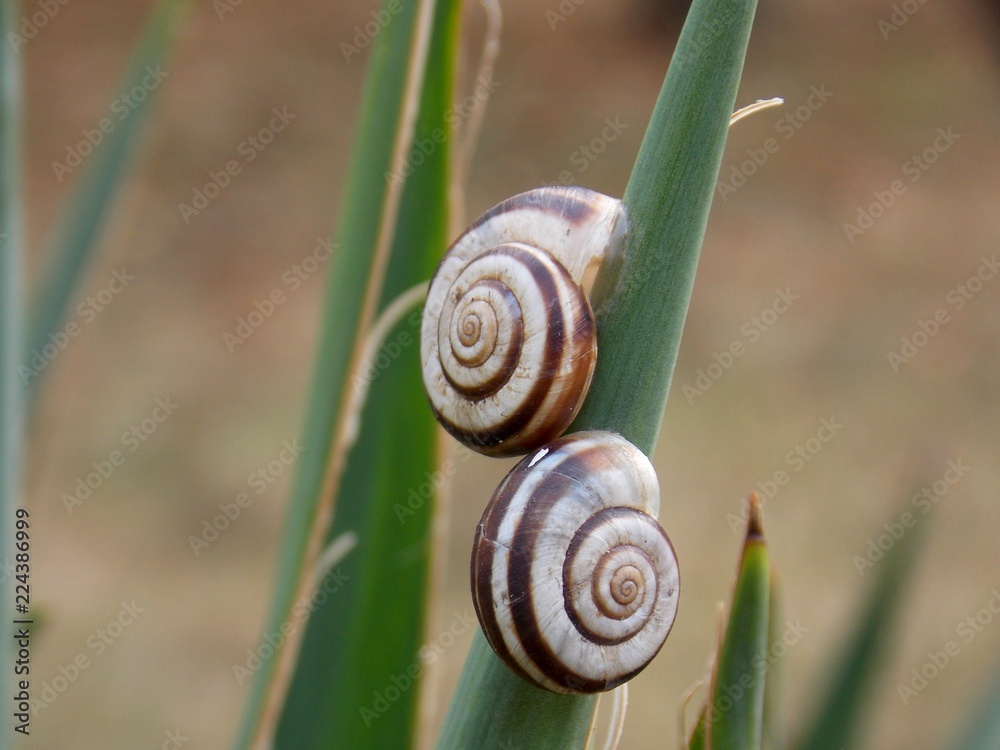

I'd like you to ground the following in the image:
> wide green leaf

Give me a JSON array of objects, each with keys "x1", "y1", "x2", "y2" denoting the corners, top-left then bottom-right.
[
  {"x1": 25, "y1": 0, "x2": 188, "y2": 398},
  {"x1": 274, "y1": 1, "x2": 459, "y2": 747},
  {"x1": 436, "y1": 0, "x2": 758, "y2": 747},
  {"x1": 232, "y1": 0, "x2": 459, "y2": 747}
]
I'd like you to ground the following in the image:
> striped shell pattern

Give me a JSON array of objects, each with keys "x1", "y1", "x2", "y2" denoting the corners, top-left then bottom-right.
[
  {"x1": 420, "y1": 186, "x2": 626, "y2": 456},
  {"x1": 471, "y1": 431, "x2": 680, "y2": 694}
]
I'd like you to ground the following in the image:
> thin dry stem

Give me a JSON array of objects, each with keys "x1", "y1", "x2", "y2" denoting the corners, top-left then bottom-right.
[
  {"x1": 311, "y1": 531, "x2": 359, "y2": 588},
  {"x1": 678, "y1": 678, "x2": 705, "y2": 750},
  {"x1": 344, "y1": 281, "x2": 429, "y2": 445},
  {"x1": 604, "y1": 684, "x2": 629, "y2": 750},
  {"x1": 729, "y1": 97, "x2": 783, "y2": 127}
]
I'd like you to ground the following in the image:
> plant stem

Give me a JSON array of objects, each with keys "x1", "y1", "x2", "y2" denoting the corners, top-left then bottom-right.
[
  {"x1": 574, "y1": 0, "x2": 759, "y2": 455},
  {"x1": 436, "y1": 0, "x2": 758, "y2": 746}
]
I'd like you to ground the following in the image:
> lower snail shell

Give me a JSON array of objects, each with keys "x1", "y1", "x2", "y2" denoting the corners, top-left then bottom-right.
[
  {"x1": 421, "y1": 186, "x2": 626, "y2": 456},
  {"x1": 471, "y1": 431, "x2": 679, "y2": 694}
]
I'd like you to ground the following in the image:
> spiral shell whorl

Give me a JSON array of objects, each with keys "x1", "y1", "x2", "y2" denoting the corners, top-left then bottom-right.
[
  {"x1": 471, "y1": 431, "x2": 679, "y2": 694},
  {"x1": 421, "y1": 187, "x2": 625, "y2": 456}
]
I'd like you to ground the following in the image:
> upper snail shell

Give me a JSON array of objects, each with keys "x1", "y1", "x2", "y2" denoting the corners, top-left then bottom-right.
[
  {"x1": 471, "y1": 430, "x2": 679, "y2": 694},
  {"x1": 421, "y1": 186, "x2": 626, "y2": 457}
]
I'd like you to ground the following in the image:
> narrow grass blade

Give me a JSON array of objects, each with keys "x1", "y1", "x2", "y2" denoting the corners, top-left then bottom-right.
[
  {"x1": 687, "y1": 706, "x2": 707, "y2": 750},
  {"x1": 762, "y1": 571, "x2": 785, "y2": 750},
  {"x1": 1, "y1": 1, "x2": 26, "y2": 736},
  {"x1": 708, "y1": 497, "x2": 770, "y2": 750},
  {"x1": 793, "y1": 506, "x2": 927, "y2": 750},
  {"x1": 25, "y1": 0, "x2": 188, "y2": 398},
  {"x1": 437, "y1": 0, "x2": 758, "y2": 747},
  {"x1": 231, "y1": 0, "x2": 459, "y2": 747},
  {"x1": 273, "y1": 2, "x2": 459, "y2": 747},
  {"x1": 949, "y1": 664, "x2": 1000, "y2": 750}
]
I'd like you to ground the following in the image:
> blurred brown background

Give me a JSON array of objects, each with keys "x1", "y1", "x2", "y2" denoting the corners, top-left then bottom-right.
[{"x1": 20, "y1": 0, "x2": 1000, "y2": 747}]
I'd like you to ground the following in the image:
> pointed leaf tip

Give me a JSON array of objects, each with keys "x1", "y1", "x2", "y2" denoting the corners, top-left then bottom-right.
[{"x1": 746, "y1": 492, "x2": 765, "y2": 542}]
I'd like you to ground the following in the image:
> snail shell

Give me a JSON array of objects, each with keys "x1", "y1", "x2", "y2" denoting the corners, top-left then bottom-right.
[
  {"x1": 471, "y1": 431, "x2": 679, "y2": 694},
  {"x1": 421, "y1": 186, "x2": 626, "y2": 456}
]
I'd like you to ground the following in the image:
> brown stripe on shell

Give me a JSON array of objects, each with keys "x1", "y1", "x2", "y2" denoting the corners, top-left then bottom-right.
[
  {"x1": 436, "y1": 243, "x2": 594, "y2": 456},
  {"x1": 471, "y1": 457, "x2": 539, "y2": 685},
  {"x1": 467, "y1": 187, "x2": 600, "y2": 237},
  {"x1": 562, "y1": 507, "x2": 660, "y2": 647},
  {"x1": 440, "y1": 278, "x2": 523, "y2": 400},
  {"x1": 471, "y1": 433, "x2": 673, "y2": 694},
  {"x1": 471, "y1": 523, "x2": 538, "y2": 686},
  {"x1": 503, "y1": 440, "x2": 615, "y2": 691},
  {"x1": 536, "y1": 296, "x2": 597, "y2": 432},
  {"x1": 506, "y1": 469, "x2": 593, "y2": 690}
]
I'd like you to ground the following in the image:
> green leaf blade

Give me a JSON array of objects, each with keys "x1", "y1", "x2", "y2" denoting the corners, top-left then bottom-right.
[
  {"x1": 437, "y1": 0, "x2": 758, "y2": 747},
  {"x1": 233, "y1": 0, "x2": 460, "y2": 748},
  {"x1": 573, "y1": 0, "x2": 759, "y2": 455},
  {"x1": 709, "y1": 503, "x2": 771, "y2": 750},
  {"x1": 274, "y1": 0, "x2": 459, "y2": 735},
  {"x1": 435, "y1": 635, "x2": 597, "y2": 750},
  {"x1": 687, "y1": 705, "x2": 707, "y2": 750},
  {"x1": 762, "y1": 571, "x2": 786, "y2": 750}
]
